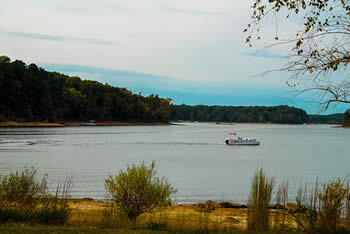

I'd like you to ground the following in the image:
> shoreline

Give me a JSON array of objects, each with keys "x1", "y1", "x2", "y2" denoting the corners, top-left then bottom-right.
[
  {"x1": 0, "y1": 121, "x2": 170, "y2": 128},
  {"x1": 0, "y1": 121, "x2": 346, "y2": 128},
  {"x1": 190, "y1": 121, "x2": 340, "y2": 126}
]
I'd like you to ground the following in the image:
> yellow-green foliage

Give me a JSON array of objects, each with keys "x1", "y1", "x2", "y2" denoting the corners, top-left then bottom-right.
[
  {"x1": 105, "y1": 161, "x2": 177, "y2": 222},
  {"x1": 0, "y1": 167, "x2": 71, "y2": 225},
  {"x1": 291, "y1": 178, "x2": 350, "y2": 233},
  {"x1": 0, "y1": 167, "x2": 48, "y2": 208},
  {"x1": 318, "y1": 178, "x2": 349, "y2": 231}
]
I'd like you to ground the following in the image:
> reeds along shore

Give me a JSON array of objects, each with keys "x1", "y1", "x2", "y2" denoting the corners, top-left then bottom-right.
[{"x1": 0, "y1": 167, "x2": 350, "y2": 233}]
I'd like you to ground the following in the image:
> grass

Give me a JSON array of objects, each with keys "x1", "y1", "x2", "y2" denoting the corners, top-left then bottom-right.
[
  {"x1": 247, "y1": 168, "x2": 275, "y2": 231},
  {"x1": 0, "y1": 224, "x2": 170, "y2": 234},
  {"x1": 66, "y1": 199, "x2": 249, "y2": 232},
  {"x1": 290, "y1": 178, "x2": 350, "y2": 233},
  {"x1": 0, "y1": 224, "x2": 309, "y2": 234}
]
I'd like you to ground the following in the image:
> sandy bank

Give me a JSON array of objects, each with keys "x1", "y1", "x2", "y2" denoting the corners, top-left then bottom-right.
[
  {"x1": 0, "y1": 121, "x2": 63, "y2": 127},
  {"x1": 66, "y1": 198, "x2": 298, "y2": 230}
]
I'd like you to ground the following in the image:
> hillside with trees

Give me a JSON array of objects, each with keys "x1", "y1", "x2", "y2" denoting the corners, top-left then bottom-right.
[
  {"x1": 1, "y1": 55, "x2": 312, "y2": 125},
  {"x1": 0, "y1": 56, "x2": 172, "y2": 123}
]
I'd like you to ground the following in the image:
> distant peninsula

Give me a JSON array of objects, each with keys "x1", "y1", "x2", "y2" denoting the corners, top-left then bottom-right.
[{"x1": 0, "y1": 55, "x2": 347, "y2": 126}]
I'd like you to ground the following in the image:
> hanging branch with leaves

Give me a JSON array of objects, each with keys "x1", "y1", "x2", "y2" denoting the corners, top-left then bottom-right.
[{"x1": 245, "y1": 0, "x2": 350, "y2": 110}]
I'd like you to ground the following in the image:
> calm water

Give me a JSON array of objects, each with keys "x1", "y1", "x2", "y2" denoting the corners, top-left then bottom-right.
[{"x1": 0, "y1": 123, "x2": 349, "y2": 203}]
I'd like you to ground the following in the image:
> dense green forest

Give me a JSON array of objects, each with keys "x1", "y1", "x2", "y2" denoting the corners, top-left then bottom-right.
[
  {"x1": 344, "y1": 110, "x2": 350, "y2": 126},
  {"x1": 0, "y1": 56, "x2": 172, "y2": 123},
  {"x1": 171, "y1": 105, "x2": 309, "y2": 124},
  {"x1": 309, "y1": 113, "x2": 345, "y2": 125},
  {"x1": 0, "y1": 55, "x2": 314, "y2": 124}
]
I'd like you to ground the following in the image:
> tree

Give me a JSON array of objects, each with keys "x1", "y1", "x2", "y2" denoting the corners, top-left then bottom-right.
[
  {"x1": 104, "y1": 161, "x2": 177, "y2": 222},
  {"x1": 0, "y1": 56, "x2": 10, "y2": 64},
  {"x1": 245, "y1": 0, "x2": 350, "y2": 111},
  {"x1": 343, "y1": 109, "x2": 350, "y2": 126}
]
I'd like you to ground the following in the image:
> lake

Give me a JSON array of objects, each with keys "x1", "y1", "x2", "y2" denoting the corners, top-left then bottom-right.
[{"x1": 0, "y1": 123, "x2": 349, "y2": 204}]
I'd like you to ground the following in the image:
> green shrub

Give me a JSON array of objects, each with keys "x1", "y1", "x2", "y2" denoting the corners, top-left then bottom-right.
[
  {"x1": 247, "y1": 168, "x2": 275, "y2": 231},
  {"x1": 105, "y1": 161, "x2": 177, "y2": 222},
  {"x1": 0, "y1": 167, "x2": 71, "y2": 225},
  {"x1": 0, "y1": 167, "x2": 48, "y2": 208}
]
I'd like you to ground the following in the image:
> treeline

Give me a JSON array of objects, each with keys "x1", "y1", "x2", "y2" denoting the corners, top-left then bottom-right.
[
  {"x1": 0, "y1": 56, "x2": 172, "y2": 123},
  {"x1": 309, "y1": 113, "x2": 344, "y2": 124},
  {"x1": 0, "y1": 55, "x2": 313, "y2": 125},
  {"x1": 344, "y1": 110, "x2": 350, "y2": 127},
  {"x1": 171, "y1": 104, "x2": 310, "y2": 124}
]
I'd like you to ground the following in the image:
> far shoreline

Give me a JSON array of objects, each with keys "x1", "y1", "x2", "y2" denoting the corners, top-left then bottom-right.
[
  {"x1": 0, "y1": 121, "x2": 346, "y2": 128},
  {"x1": 0, "y1": 121, "x2": 170, "y2": 128}
]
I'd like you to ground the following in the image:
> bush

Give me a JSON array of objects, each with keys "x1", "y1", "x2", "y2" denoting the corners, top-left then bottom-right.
[
  {"x1": 247, "y1": 168, "x2": 275, "y2": 231},
  {"x1": 291, "y1": 178, "x2": 350, "y2": 233},
  {"x1": 0, "y1": 167, "x2": 71, "y2": 225},
  {"x1": 318, "y1": 178, "x2": 348, "y2": 231},
  {"x1": 105, "y1": 161, "x2": 177, "y2": 222},
  {"x1": 0, "y1": 167, "x2": 48, "y2": 208}
]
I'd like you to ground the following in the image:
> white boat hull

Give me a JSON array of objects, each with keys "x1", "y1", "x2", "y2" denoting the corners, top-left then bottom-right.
[
  {"x1": 225, "y1": 138, "x2": 260, "y2": 145},
  {"x1": 83, "y1": 123, "x2": 96, "y2": 126}
]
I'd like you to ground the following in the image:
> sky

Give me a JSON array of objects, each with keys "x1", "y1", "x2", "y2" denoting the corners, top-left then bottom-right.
[{"x1": 0, "y1": 0, "x2": 348, "y2": 114}]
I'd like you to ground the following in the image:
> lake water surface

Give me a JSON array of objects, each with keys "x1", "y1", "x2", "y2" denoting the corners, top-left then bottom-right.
[{"x1": 0, "y1": 123, "x2": 349, "y2": 203}]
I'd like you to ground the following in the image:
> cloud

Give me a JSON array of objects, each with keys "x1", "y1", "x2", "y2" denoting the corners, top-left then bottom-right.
[
  {"x1": 247, "y1": 51, "x2": 283, "y2": 59},
  {"x1": 164, "y1": 7, "x2": 223, "y2": 16},
  {"x1": 41, "y1": 63, "x2": 280, "y2": 94},
  {"x1": 2, "y1": 32, "x2": 118, "y2": 46},
  {"x1": 1, "y1": 1, "x2": 347, "y2": 114},
  {"x1": 38, "y1": 63, "x2": 347, "y2": 114}
]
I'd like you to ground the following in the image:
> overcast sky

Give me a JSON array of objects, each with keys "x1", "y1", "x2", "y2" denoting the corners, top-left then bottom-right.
[{"x1": 1, "y1": 0, "x2": 347, "y2": 114}]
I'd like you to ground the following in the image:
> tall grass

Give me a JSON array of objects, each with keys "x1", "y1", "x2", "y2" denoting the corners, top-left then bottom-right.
[
  {"x1": 274, "y1": 179, "x2": 289, "y2": 230},
  {"x1": 0, "y1": 167, "x2": 72, "y2": 225},
  {"x1": 290, "y1": 182, "x2": 319, "y2": 232},
  {"x1": 247, "y1": 168, "x2": 275, "y2": 231},
  {"x1": 100, "y1": 202, "x2": 132, "y2": 228},
  {"x1": 290, "y1": 178, "x2": 350, "y2": 233},
  {"x1": 54, "y1": 175, "x2": 74, "y2": 199}
]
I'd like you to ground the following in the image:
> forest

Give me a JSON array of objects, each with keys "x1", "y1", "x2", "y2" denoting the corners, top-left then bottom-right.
[
  {"x1": 309, "y1": 113, "x2": 345, "y2": 125},
  {"x1": 0, "y1": 56, "x2": 172, "y2": 123},
  {"x1": 1, "y1": 55, "x2": 312, "y2": 124},
  {"x1": 171, "y1": 105, "x2": 310, "y2": 124}
]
